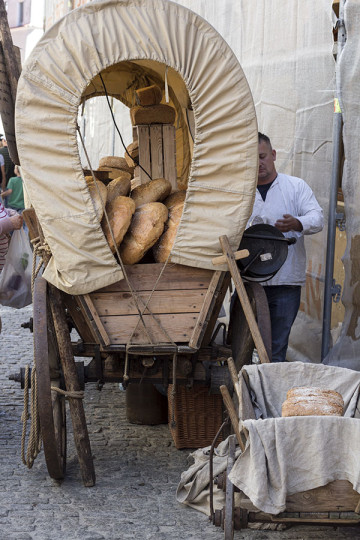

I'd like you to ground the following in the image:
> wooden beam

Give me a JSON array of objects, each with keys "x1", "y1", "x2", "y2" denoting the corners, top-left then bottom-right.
[
  {"x1": 0, "y1": 0, "x2": 21, "y2": 163},
  {"x1": 219, "y1": 235, "x2": 270, "y2": 364}
]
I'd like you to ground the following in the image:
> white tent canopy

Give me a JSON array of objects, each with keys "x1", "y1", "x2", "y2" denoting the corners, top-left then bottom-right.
[{"x1": 15, "y1": 0, "x2": 258, "y2": 294}]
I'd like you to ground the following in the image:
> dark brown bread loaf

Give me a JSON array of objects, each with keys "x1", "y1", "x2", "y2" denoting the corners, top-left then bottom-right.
[
  {"x1": 135, "y1": 84, "x2": 162, "y2": 106},
  {"x1": 130, "y1": 104, "x2": 175, "y2": 126}
]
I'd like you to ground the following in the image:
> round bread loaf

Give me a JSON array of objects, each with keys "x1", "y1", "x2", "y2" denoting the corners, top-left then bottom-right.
[
  {"x1": 85, "y1": 176, "x2": 107, "y2": 221},
  {"x1": 106, "y1": 176, "x2": 131, "y2": 203},
  {"x1": 120, "y1": 202, "x2": 168, "y2": 264},
  {"x1": 98, "y1": 157, "x2": 135, "y2": 177},
  {"x1": 101, "y1": 196, "x2": 136, "y2": 253},
  {"x1": 153, "y1": 202, "x2": 184, "y2": 263},
  {"x1": 131, "y1": 178, "x2": 172, "y2": 208},
  {"x1": 282, "y1": 386, "x2": 344, "y2": 417},
  {"x1": 163, "y1": 190, "x2": 186, "y2": 209},
  {"x1": 286, "y1": 386, "x2": 344, "y2": 407}
]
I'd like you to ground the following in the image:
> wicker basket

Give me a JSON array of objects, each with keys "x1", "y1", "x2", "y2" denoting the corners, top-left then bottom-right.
[{"x1": 167, "y1": 383, "x2": 224, "y2": 449}]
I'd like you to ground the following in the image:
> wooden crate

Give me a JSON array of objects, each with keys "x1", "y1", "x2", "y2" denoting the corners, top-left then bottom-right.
[
  {"x1": 134, "y1": 124, "x2": 177, "y2": 189},
  {"x1": 168, "y1": 383, "x2": 224, "y2": 449}
]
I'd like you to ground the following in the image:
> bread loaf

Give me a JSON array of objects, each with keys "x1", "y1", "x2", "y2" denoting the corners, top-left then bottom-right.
[
  {"x1": 153, "y1": 201, "x2": 184, "y2": 263},
  {"x1": 131, "y1": 178, "x2": 172, "y2": 208},
  {"x1": 163, "y1": 190, "x2": 186, "y2": 209},
  {"x1": 120, "y1": 202, "x2": 168, "y2": 264},
  {"x1": 106, "y1": 176, "x2": 131, "y2": 204},
  {"x1": 101, "y1": 196, "x2": 136, "y2": 253},
  {"x1": 125, "y1": 140, "x2": 139, "y2": 168},
  {"x1": 130, "y1": 104, "x2": 175, "y2": 126},
  {"x1": 97, "y1": 166, "x2": 132, "y2": 181},
  {"x1": 135, "y1": 84, "x2": 162, "y2": 107},
  {"x1": 98, "y1": 157, "x2": 135, "y2": 177},
  {"x1": 282, "y1": 386, "x2": 344, "y2": 417},
  {"x1": 131, "y1": 176, "x2": 141, "y2": 190},
  {"x1": 85, "y1": 176, "x2": 107, "y2": 221}
]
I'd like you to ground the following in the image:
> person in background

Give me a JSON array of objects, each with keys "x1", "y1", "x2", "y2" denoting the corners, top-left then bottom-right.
[
  {"x1": 0, "y1": 136, "x2": 15, "y2": 194},
  {"x1": 248, "y1": 132, "x2": 324, "y2": 362},
  {"x1": 1, "y1": 165, "x2": 25, "y2": 214},
  {"x1": 0, "y1": 153, "x2": 5, "y2": 192},
  {"x1": 0, "y1": 199, "x2": 23, "y2": 333}
]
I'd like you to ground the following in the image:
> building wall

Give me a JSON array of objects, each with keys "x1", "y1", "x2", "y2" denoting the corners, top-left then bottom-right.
[{"x1": 6, "y1": 0, "x2": 31, "y2": 28}]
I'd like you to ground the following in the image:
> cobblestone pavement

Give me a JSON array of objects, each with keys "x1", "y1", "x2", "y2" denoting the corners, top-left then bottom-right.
[{"x1": 1, "y1": 304, "x2": 360, "y2": 540}]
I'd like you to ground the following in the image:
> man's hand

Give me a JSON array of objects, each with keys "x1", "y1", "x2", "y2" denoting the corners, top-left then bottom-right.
[
  {"x1": 9, "y1": 213, "x2": 23, "y2": 230},
  {"x1": 275, "y1": 214, "x2": 303, "y2": 233}
]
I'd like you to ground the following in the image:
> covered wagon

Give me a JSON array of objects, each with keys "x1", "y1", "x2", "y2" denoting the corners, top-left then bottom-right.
[{"x1": 9, "y1": 0, "x2": 276, "y2": 486}]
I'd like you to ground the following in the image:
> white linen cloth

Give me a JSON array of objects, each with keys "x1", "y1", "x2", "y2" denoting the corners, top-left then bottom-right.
[
  {"x1": 228, "y1": 362, "x2": 360, "y2": 514},
  {"x1": 248, "y1": 173, "x2": 324, "y2": 286}
]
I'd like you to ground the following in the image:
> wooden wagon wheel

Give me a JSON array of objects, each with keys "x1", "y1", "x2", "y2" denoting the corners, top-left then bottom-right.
[
  {"x1": 227, "y1": 281, "x2": 272, "y2": 370},
  {"x1": 34, "y1": 276, "x2": 66, "y2": 480}
]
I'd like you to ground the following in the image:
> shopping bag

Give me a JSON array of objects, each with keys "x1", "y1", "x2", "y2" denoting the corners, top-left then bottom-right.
[{"x1": 0, "y1": 228, "x2": 33, "y2": 308}]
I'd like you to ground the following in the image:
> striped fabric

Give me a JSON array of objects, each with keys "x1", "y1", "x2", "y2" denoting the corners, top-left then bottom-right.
[{"x1": 0, "y1": 202, "x2": 9, "y2": 271}]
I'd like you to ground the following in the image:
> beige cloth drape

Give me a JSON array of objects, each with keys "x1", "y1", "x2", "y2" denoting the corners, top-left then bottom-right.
[{"x1": 16, "y1": 0, "x2": 258, "y2": 294}]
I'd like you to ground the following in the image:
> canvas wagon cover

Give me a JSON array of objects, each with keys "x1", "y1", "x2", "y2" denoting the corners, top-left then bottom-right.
[{"x1": 15, "y1": 0, "x2": 258, "y2": 294}]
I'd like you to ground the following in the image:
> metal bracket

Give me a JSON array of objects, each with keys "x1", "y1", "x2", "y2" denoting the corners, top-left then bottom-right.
[
  {"x1": 334, "y1": 18, "x2": 345, "y2": 31},
  {"x1": 335, "y1": 212, "x2": 346, "y2": 231},
  {"x1": 331, "y1": 279, "x2": 342, "y2": 303}
]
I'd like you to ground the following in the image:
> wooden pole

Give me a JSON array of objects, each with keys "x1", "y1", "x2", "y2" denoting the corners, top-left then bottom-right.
[
  {"x1": 219, "y1": 235, "x2": 270, "y2": 364},
  {"x1": 49, "y1": 283, "x2": 96, "y2": 487},
  {"x1": 220, "y1": 385, "x2": 245, "y2": 452},
  {"x1": 0, "y1": 0, "x2": 21, "y2": 164}
]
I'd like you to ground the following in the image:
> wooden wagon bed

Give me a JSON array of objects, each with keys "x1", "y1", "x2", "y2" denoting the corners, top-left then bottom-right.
[{"x1": 63, "y1": 263, "x2": 229, "y2": 352}]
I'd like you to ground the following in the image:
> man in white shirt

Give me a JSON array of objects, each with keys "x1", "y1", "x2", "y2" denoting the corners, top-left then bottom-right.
[{"x1": 249, "y1": 133, "x2": 324, "y2": 362}]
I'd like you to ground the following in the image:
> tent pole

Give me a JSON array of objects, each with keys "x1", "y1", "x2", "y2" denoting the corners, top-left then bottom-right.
[{"x1": 321, "y1": 1, "x2": 346, "y2": 361}]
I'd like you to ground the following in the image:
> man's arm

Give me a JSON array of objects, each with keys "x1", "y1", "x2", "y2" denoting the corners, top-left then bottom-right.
[{"x1": 275, "y1": 179, "x2": 323, "y2": 235}]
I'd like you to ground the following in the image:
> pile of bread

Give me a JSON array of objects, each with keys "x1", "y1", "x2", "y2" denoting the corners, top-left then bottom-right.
[
  {"x1": 281, "y1": 386, "x2": 344, "y2": 417},
  {"x1": 87, "y1": 166, "x2": 185, "y2": 265}
]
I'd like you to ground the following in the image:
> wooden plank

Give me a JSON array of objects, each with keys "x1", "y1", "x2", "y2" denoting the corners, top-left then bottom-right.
[
  {"x1": 0, "y1": 0, "x2": 21, "y2": 164},
  {"x1": 22, "y1": 208, "x2": 39, "y2": 242},
  {"x1": 62, "y1": 293, "x2": 95, "y2": 343},
  {"x1": 219, "y1": 235, "x2": 270, "y2": 364},
  {"x1": 220, "y1": 385, "x2": 245, "y2": 452},
  {"x1": 97, "y1": 263, "x2": 213, "y2": 292},
  {"x1": 202, "y1": 272, "x2": 231, "y2": 346},
  {"x1": 137, "y1": 125, "x2": 151, "y2": 184},
  {"x1": 212, "y1": 248, "x2": 249, "y2": 266},
  {"x1": 101, "y1": 313, "x2": 197, "y2": 344},
  {"x1": 48, "y1": 284, "x2": 95, "y2": 487},
  {"x1": 285, "y1": 480, "x2": 360, "y2": 512},
  {"x1": 189, "y1": 271, "x2": 225, "y2": 349},
  {"x1": 150, "y1": 125, "x2": 164, "y2": 179},
  {"x1": 75, "y1": 295, "x2": 110, "y2": 346},
  {"x1": 162, "y1": 124, "x2": 177, "y2": 191},
  {"x1": 91, "y1": 289, "x2": 206, "y2": 316},
  {"x1": 80, "y1": 294, "x2": 111, "y2": 346}
]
